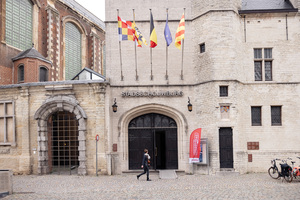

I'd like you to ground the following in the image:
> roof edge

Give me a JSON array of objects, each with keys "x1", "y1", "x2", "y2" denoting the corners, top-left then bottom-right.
[{"x1": 239, "y1": 8, "x2": 298, "y2": 14}]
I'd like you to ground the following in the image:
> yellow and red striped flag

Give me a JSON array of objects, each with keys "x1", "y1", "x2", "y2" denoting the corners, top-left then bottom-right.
[
  {"x1": 150, "y1": 11, "x2": 157, "y2": 48},
  {"x1": 175, "y1": 14, "x2": 185, "y2": 49}
]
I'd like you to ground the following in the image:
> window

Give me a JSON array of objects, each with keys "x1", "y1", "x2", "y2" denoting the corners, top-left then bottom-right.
[
  {"x1": 65, "y1": 22, "x2": 82, "y2": 80},
  {"x1": 200, "y1": 43, "x2": 205, "y2": 53},
  {"x1": 18, "y1": 65, "x2": 24, "y2": 83},
  {"x1": 254, "y1": 48, "x2": 273, "y2": 81},
  {"x1": 39, "y1": 66, "x2": 48, "y2": 82},
  {"x1": 220, "y1": 86, "x2": 228, "y2": 97},
  {"x1": 251, "y1": 106, "x2": 261, "y2": 126},
  {"x1": 5, "y1": 0, "x2": 33, "y2": 50},
  {"x1": 271, "y1": 106, "x2": 282, "y2": 126},
  {"x1": 0, "y1": 101, "x2": 15, "y2": 146}
]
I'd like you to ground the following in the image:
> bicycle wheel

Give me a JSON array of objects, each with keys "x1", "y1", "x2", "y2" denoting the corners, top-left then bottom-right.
[
  {"x1": 284, "y1": 171, "x2": 293, "y2": 182},
  {"x1": 268, "y1": 167, "x2": 279, "y2": 179}
]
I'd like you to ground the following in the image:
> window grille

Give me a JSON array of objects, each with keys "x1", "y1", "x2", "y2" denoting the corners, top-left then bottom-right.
[
  {"x1": 271, "y1": 106, "x2": 282, "y2": 126},
  {"x1": 219, "y1": 86, "x2": 228, "y2": 97},
  {"x1": 251, "y1": 106, "x2": 261, "y2": 126}
]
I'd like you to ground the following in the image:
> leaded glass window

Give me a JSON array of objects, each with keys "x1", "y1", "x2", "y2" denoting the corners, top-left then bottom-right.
[
  {"x1": 251, "y1": 106, "x2": 261, "y2": 126},
  {"x1": 6, "y1": 0, "x2": 33, "y2": 50},
  {"x1": 271, "y1": 106, "x2": 282, "y2": 126},
  {"x1": 254, "y1": 48, "x2": 273, "y2": 81},
  {"x1": 65, "y1": 22, "x2": 82, "y2": 80}
]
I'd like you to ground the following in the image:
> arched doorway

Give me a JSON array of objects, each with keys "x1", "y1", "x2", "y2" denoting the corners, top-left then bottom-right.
[
  {"x1": 47, "y1": 111, "x2": 79, "y2": 175},
  {"x1": 128, "y1": 113, "x2": 178, "y2": 170}
]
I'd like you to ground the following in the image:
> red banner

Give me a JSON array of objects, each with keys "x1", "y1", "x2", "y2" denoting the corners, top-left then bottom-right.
[{"x1": 189, "y1": 128, "x2": 201, "y2": 163}]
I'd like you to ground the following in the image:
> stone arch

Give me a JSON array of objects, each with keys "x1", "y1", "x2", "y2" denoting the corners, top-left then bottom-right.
[
  {"x1": 34, "y1": 95, "x2": 87, "y2": 175},
  {"x1": 61, "y1": 16, "x2": 87, "y2": 80},
  {"x1": 117, "y1": 103, "x2": 188, "y2": 171}
]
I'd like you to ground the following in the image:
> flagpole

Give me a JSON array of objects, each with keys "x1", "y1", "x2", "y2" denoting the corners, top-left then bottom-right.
[
  {"x1": 150, "y1": 9, "x2": 153, "y2": 81},
  {"x1": 117, "y1": 9, "x2": 124, "y2": 81},
  {"x1": 165, "y1": 8, "x2": 169, "y2": 80},
  {"x1": 133, "y1": 9, "x2": 138, "y2": 81},
  {"x1": 181, "y1": 8, "x2": 185, "y2": 80}
]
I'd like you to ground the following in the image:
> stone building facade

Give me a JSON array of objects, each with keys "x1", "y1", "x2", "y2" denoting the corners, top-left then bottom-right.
[
  {"x1": 105, "y1": 0, "x2": 300, "y2": 175},
  {"x1": 1, "y1": 0, "x2": 300, "y2": 176}
]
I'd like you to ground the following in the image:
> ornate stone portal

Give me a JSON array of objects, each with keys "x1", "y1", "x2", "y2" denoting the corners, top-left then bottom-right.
[{"x1": 34, "y1": 95, "x2": 87, "y2": 175}]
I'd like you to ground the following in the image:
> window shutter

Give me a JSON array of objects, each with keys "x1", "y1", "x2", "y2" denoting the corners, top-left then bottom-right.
[{"x1": 65, "y1": 23, "x2": 82, "y2": 80}]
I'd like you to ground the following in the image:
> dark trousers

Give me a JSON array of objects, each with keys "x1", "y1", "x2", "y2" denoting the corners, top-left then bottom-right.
[{"x1": 138, "y1": 165, "x2": 149, "y2": 180}]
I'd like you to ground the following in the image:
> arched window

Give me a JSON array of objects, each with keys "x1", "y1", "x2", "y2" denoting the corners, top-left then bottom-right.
[
  {"x1": 39, "y1": 66, "x2": 48, "y2": 82},
  {"x1": 5, "y1": 0, "x2": 33, "y2": 50},
  {"x1": 18, "y1": 65, "x2": 24, "y2": 83},
  {"x1": 65, "y1": 22, "x2": 82, "y2": 80}
]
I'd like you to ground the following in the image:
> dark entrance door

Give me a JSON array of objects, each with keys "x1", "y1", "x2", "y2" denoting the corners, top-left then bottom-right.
[
  {"x1": 219, "y1": 127, "x2": 233, "y2": 168},
  {"x1": 128, "y1": 113, "x2": 178, "y2": 170}
]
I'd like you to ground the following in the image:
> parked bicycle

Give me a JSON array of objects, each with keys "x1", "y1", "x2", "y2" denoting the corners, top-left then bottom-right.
[
  {"x1": 291, "y1": 157, "x2": 300, "y2": 180},
  {"x1": 268, "y1": 158, "x2": 293, "y2": 182}
]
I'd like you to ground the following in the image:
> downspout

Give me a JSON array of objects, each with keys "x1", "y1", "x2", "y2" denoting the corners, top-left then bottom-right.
[
  {"x1": 286, "y1": 14, "x2": 288, "y2": 40},
  {"x1": 244, "y1": 15, "x2": 247, "y2": 42}
]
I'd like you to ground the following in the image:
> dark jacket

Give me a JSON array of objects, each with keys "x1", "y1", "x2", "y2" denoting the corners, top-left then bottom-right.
[{"x1": 142, "y1": 153, "x2": 149, "y2": 166}]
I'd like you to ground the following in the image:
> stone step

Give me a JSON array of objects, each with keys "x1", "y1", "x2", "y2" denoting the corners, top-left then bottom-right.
[
  {"x1": 159, "y1": 170, "x2": 177, "y2": 179},
  {"x1": 216, "y1": 170, "x2": 240, "y2": 176}
]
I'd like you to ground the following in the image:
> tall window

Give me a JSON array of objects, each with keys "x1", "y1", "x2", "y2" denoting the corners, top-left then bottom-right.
[
  {"x1": 254, "y1": 48, "x2": 273, "y2": 81},
  {"x1": 251, "y1": 106, "x2": 262, "y2": 126},
  {"x1": 271, "y1": 106, "x2": 282, "y2": 126},
  {"x1": 39, "y1": 66, "x2": 48, "y2": 82},
  {"x1": 65, "y1": 22, "x2": 82, "y2": 80},
  {"x1": 18, "y1": 65, "x2": 24, "y2": 83},
  {"x1": 5, "y1": 0, "x2": 33, "y2": 50},
  {"x1": 0, "y1": 101, "x2": 15, "y2": 145}
]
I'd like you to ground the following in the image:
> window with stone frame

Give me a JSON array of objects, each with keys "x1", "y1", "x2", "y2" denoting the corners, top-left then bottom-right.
[
  {"x1": 5, "y1": 0, "x2": 33, "y2": 50},
  {"x1": 219, "y1": 86, "x2": 228, "y2": 97},
  {"x1": 65, "y1": 22, "x2": 82, "y2": 80},
  {"x1": 251, "y1": 106, "x2": 262, "y2": 126},
  {"x1": 0, "y1": 101, "x2": 15, "y2": 146},
  {"x1": 39, "y1": 66, "x2": 48, "y2": 82},
  {"x1": 271, "y1": 106, "x2": 282, "y2": 126},
  {"x1": 254, "y1": 48, "x2": 273, "y2": 81}
]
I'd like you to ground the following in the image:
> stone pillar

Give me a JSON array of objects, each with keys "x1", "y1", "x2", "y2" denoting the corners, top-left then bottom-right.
[
  {"x1": 18, "y1": 87, "x2": 31, "y2": 174},
  {"x1": 46, "y1": 4, "x2": 60, "y2": 81}
]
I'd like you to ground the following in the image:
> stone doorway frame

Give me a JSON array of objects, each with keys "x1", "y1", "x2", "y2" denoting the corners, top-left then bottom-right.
[{"x1": 34, "y1": 95, "x2": 87, "y2": 175}]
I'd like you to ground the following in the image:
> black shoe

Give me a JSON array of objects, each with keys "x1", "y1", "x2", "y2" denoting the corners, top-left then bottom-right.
[
  {"x1": 147, "y1": 179, "x2": 151, "y2": 181},
  {"x1": 137, "y1": 175, "x2": 139, "y2": 180}
]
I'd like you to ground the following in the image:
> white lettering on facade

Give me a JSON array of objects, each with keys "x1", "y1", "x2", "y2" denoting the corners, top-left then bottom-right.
[{"x1": 121, "y1": 91, "x2": 184, "y2": 98}]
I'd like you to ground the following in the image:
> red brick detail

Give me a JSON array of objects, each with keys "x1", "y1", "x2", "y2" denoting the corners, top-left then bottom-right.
[
  {"x1": 247, "y1": 142, "x2": 259, "y2": 150},
  {"x1": 113, "y1": 144, "x2": 117, "y2": 152},
  {"x1": 248, "y1": 154, "x2": 253, "y2": 162}
]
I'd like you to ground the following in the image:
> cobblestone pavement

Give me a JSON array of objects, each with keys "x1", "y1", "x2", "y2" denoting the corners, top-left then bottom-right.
[{"x1": 3, "y1": 173, "x2": 300, "y2": 200}]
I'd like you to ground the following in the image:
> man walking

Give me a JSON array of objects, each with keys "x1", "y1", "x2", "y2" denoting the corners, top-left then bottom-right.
[{"x1": 137, "y1": 149, "x2": 151, "y2": 181}]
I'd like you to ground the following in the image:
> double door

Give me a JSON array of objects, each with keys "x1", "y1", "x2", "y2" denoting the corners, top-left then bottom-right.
[{"x1": 129, "y1": 128, "x2": 178, "y2": 170}]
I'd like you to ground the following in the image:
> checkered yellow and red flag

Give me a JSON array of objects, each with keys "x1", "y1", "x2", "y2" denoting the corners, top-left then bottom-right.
[{"x1": 118, "y1": 16, "x2": 136, "y2": 41}]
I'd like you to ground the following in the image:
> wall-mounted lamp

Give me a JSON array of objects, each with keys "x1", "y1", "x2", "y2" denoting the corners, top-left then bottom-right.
[
  {"x1": 187, "y1": 97, "x2": 193, "y2": 112},
  {"x1": 112, "y1": 98, "x2": 118, "y2": 113}
]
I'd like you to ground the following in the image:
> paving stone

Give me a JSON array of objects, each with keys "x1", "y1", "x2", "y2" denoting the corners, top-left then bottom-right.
[{"x1": 3, "y1": 173, "x2": 300, "y2": 200}]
